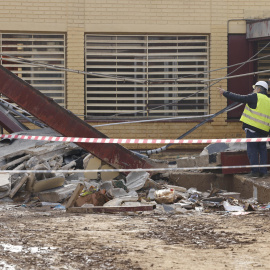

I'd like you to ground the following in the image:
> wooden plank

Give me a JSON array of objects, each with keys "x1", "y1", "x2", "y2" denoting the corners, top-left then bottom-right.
[
  {"x1": 9, "y1": 173, "x2": 28, "y2": 198},
  {"x1": 66, "y1": 205, "x2": 156, "y2": 214},
  {"x1": 1, "y1": 154, "x2": 31, "y2": 170},
  {"x1": 65, "y1": 183, "x2": 84, "y2": 209}
]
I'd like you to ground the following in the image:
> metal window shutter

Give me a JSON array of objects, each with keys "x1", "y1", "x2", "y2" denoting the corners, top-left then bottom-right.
[
  {"x1": 1, "y1": 33, "x2": 66, "y2": 107},
  {"x1": 85, "y1": 34, "x2": 209, "y2": 118}
]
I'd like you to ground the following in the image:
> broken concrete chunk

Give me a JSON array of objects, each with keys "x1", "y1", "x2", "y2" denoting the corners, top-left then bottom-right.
[
  {"x1": 100, "y1": 164, "x2": 119, "y2": 181},
  {"x1": 120, "y1": 190, "x2": 138, "y2": 202},
  {"x1": 48, "y1": 155, "x2": 63, "y2": 169},
  {"x1": 37, "y1": 184, "x2": 77, "y2": 203},
  {"x1": 26, "y1": 176, "x2": 65, "y2": 193},
  {"x1": 122, "y1": 201, "x2": 146, "y2": 207},
  {"x1": 126, "y1": 171, "x2": 149, "y2": 191},
  {"x1": 99, "y1": 181, "x2": 114, "y2": 191},
  {"x1": 142, "y1": 178, "x2": 160, "y2": 190},
  {"x1": 83, "y1": 155, "x2": 101, "y2": 180},
  {"x1": 147, "y1": 188, "x2": 156, "y2": 200},
  {"x1": 61, "y1": 160, "x2": 76, "y2": 171},
  {"x1": 25, "y1": 156, "x2": 40, "y2": 169},
  {"x1": 0, "y1": 173, "x2": 11, "y2": 198},
  {"x1": 103, "y1": 198, "x2": 123, "y2": 207},
  {"x1": 81, "y1": 203, "x2": 95, "y2": 208},
  {"x1": 107, "y1": 188, "x2": 127, "y2": 198},
  {"x1": 25, "y1": 163, "x2": 53, "y2": 191},
  {"x1": 70, "y1": 180, "x2": 100, "y2": 190},
  {"x1": 176, "y1": 153, "x2": 221, "y2": 169},
  {"x1": 176, "y1": 156, "x2": 196, "y2": 168},
  {"x1": 25, "y1": 142, "x2": 74, "y2": 161}
]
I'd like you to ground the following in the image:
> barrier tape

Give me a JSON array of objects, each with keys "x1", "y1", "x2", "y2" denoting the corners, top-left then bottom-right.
[
  {"x1": 1, "y1": 164, "x2": 270, "y2": 174},
  {"x1": 1, "y1": 134, "x2": 270, "y2": 144}
]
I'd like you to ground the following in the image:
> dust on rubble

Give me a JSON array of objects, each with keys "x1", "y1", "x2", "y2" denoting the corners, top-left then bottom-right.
[{"x1": 0, "y1": 204, "x2": 270, "y2": 270}]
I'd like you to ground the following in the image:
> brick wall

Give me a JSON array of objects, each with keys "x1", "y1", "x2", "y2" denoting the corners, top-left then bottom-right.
[{"x1": 0, "y1": 0, "x2": 269, "y2": 149}]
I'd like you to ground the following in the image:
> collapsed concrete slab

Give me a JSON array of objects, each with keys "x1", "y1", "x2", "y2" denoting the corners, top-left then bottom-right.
[{"x1": 37, "y1": 184, "x2": 77, "y2": 203}]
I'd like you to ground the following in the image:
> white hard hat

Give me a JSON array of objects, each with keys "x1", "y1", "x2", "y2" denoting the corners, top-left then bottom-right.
[{"x1": 253, "y1": 81, "x2": 269, "y2": 91}]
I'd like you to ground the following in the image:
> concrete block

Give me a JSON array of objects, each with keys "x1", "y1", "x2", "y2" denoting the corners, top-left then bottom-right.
[
  {"x1": 84, "y1": 155, "x2": 101, "y2": 180},
  {"x1": 100, "y1": 164, "x2": 119, "y2": 181},
  {"x1": 37, "y1": 184, "x2": 77, "y2": 203},
  {"x1": 176, "y1": 157, "x2": 196, "y2": 168},
  {"x1": 194, "y1": 155, "x2": 209, "y2": 167},
  {"x1": 232, "y1": 175, "x2": 270, "y2": 204},
  {"x1": 168, "y1": 172, "x2": 217, "y2": 192},
  {"x1": 27, "y1": 176, "x2": 65, "y2": 193},
  {"x1": 0, "y1": 173, "x2": 11, "y2": 198},
  {"x1": 103, "y1": 198, "x2": 123, "y2": 206}
]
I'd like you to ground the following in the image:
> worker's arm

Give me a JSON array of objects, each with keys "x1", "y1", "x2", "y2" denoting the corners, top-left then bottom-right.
[{"x1": 218, "y1": 87, "x2": 257, "y2": 109}]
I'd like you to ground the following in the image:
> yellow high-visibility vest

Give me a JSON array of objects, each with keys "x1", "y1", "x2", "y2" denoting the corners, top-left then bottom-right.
[{"x1": 240, "y1": 93, "x2": 270, "y2": 132}]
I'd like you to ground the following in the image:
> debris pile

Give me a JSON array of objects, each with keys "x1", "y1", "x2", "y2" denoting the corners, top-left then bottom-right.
[{"x1": 1, "y1": 129, "x2": 270, "y2": 215}]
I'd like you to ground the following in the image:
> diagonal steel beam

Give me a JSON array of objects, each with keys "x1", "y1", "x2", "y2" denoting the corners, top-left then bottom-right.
[{"x1": 0, "y1": 65, "x2": 153, "y2": 172}]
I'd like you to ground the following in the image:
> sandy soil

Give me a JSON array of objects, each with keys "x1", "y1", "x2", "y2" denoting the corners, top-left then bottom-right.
[{"x1": 0, "y1": 203, "x2": 269, "y2": 270}]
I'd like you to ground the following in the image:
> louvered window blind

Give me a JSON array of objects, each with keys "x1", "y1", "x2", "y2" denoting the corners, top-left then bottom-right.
[
  {"x1": 257, "y1": 40, "x2": 270, "y2": 82},
  {"x1": 85, "y1": 34, "x2": 209, "y2": 119},
  {"x1": 0, "y1": 33, "x2": 66, "y2": 106}
]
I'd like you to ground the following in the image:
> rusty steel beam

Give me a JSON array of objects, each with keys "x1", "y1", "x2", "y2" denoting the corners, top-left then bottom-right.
[
  {"x1": 66, "y1": 205, "x2": 156, "y2": 213},
  {"x1": 0, "y1": 104, "x2": 28, "y2": 133},
  {"x1": 0, "y1": 65, "x2": 153, "y2": 172}
]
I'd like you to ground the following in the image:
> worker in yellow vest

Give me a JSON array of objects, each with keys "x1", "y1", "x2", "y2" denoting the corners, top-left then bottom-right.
[{"x1": 218, "y1": 81, "x2": 270, "y2": 178}]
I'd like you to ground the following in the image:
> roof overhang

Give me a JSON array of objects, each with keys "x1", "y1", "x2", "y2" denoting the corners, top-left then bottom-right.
[{"x1": 247, "y1": 18, "x2": 270, "y2": 39}]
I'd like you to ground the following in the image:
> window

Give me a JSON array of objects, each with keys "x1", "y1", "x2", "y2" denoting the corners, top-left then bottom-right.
[
  {"x1": 0, "y1": 33, "x2": 66, "y2": 106},
  {"x1": 257, "y1": 40, "x2": 270, "y2": 82},
  {"x1": 85, "y1": 35, "x2": 209, "y2": 119}
]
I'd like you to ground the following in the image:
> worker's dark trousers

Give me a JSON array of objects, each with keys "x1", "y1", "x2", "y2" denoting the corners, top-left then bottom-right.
[{"x1": 246, "y1": 130, "x2": 268, "y2": 174}]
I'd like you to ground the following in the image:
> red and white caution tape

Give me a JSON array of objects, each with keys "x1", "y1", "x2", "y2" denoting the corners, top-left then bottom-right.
[{"x1": 1, "y1": 134, "x2": 270, "y2": 144}]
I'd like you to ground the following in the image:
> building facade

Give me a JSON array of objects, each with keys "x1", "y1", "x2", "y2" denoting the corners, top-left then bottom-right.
[{"x1": 0, "y1": 0, "x2": 270, "y2": 150}]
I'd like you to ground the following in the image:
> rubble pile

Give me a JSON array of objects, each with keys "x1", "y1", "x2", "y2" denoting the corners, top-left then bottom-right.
[{"x1": 0, "y1": 129, "x2": 270, "y2": 214}]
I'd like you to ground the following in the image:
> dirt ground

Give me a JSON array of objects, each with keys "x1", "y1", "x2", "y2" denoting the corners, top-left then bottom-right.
[{"x1": 0, "y1": 203, "x2": 269, "y2": 270}]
